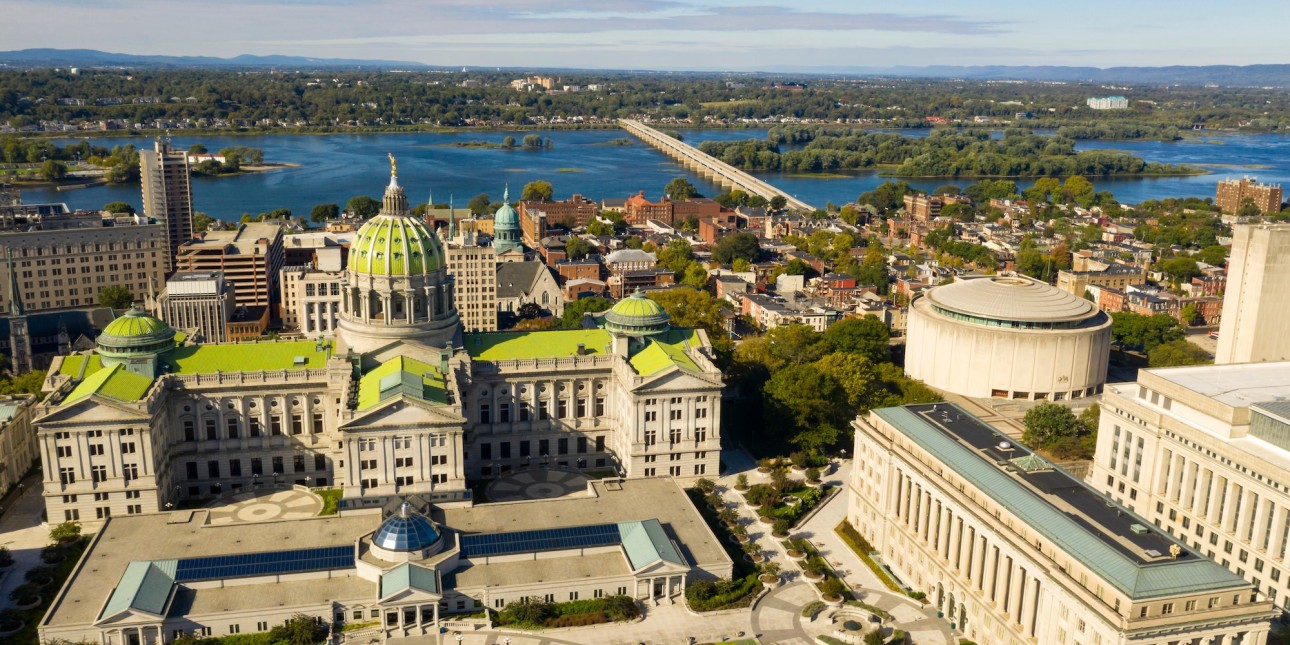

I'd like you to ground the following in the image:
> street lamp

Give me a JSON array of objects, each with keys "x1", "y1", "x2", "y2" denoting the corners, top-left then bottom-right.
[
  {"x1": 455, "y1": 635, "x2": 463, "y2": 644},
  {"x1": 304, "y1": 476, "x2": 312, "y2": 488}
]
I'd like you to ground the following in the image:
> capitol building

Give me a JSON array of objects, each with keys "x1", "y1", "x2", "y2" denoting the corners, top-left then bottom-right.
[{"x1": 34, "y1": 165, "x2": 725, "y2": 524}]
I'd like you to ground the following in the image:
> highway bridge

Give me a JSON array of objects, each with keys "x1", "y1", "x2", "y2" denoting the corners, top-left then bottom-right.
[{"x1": 619, "y1": 119, "x2": 815, "y2": 213}]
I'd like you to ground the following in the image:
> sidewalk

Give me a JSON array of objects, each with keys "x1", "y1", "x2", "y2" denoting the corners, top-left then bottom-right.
[
  {"x1": 798, "y1": 460, "x2": 954, "y2": 645},
  {"x1": 0, "y1": 475, "x2": 53, "y2": 610}
]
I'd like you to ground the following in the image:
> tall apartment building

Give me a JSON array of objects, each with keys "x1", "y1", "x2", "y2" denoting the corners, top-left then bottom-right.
[
  {"x1": 903, "y1": 193, "x2": 969, "y2": 222},
  {"x1": 1216, "y1": 224, "x2": 1290, "y2": 364},
  {"x1": 444, "y1": 223, "x2": 499, "y2": 333},
  {"x1": 154, "y1": 272, "x2": 234, "y2": 343},
  {"x1": 0, "y1": 208, "x2": 166, "y2": 313},
  {"x1": 1087, "y1": 96, "x2": 1130, "y2": 110},
  {"x1": 1091, "y1": 361, "x2": 1290, "y2": 617},
  {"x1": 852, "y1": 403, "x2": 1276, "y2": 645},
  {"x1": 1217, "y1": 179, "x2": 1284, "y2": 215},
  {"x1": 139, "y1": 138, "x2": 195, "y2": 270},
  {"x1": 175, "y1": 222, "x2": 284, "y2": 308}
]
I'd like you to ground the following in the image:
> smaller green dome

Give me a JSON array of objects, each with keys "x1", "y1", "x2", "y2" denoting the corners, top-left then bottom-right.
[
  {"x1": 604, "y1": 290, "x2": 671, "y2": 337},
  {"x1": 98, "y1": 307, "x2": 175, "y2": 355},
  {"x1": 494, "y1": 202, "x2": 519, "y2": 228}
]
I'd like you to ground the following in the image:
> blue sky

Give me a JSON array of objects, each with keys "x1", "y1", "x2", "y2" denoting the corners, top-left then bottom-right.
[{"x1": 5, "y1": 0, "x2": 1288, "y2": 70}]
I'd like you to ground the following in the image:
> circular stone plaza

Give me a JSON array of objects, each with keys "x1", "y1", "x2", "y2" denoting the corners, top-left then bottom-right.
[{"x1": 904, "y1": 275, "x2": 1112, "y2": 401}]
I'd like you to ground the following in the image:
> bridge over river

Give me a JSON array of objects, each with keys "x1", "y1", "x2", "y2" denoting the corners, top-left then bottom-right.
[{"x1": 619, "y1": 119, "x2": 815, "y2": 213}]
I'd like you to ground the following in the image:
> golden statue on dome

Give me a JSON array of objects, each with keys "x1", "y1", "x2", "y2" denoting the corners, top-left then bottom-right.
[{"x1": 388, "y1": 152, "x2": 397, "y2": 178}]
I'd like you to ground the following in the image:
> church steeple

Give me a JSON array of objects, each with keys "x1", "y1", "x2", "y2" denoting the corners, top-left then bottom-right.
[
  {"x1": 6, "y1": 247, "x2": 23, "y2": 317},
  {"x1": 6, "y1": 247, "x2": 32, "y2": 375}
]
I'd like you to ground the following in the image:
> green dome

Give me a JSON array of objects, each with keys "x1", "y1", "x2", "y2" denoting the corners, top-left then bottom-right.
[
  {"x1": 347, "y1": 215, "x2": 445, "y2": 277},
  {"x1": 98, "y1": 308, "x2": 175, "y2": 352},
  {"x1": 494, "y1": 202, "x2": 519, "y2": 229},
  {"x1": 604, "y1": 290, "x2": 671, "y2": 337}
]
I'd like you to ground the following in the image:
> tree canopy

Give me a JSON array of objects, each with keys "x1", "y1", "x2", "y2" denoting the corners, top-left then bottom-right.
[
  {"x1": 98, "y1": 285, "x2": 134, "y2": 309},
  {"x1": 664, "y1": 176, "x2": 698, "y2": 201},
  {"x1": 521, "y1": 180, "x2": 554, "y2": 201},
  {"x1": 309, "y1": 203, "x2": 339, "y2": 223},
  {"x1": 712, "y1": 232, "x2": 761, "y2": 265},
  {"x1": 1110, "y1": 312, "x2": 1185, "y2": 352},
  {"x1": 346, "y1": 195, "x2": 379, "y2": 218}
]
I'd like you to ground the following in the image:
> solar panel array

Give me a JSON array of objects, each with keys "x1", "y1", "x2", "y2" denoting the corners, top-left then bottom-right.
[
  {"x1": 174, "y1": 545, "x2": 353, "y2": 582},
  {"x1": 461, "y1": 523, "x2": 621, "y2": 558}
]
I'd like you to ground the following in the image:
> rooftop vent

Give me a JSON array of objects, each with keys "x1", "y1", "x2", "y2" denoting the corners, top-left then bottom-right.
[
  {"x1": 1130, "y1": 524, "x2": 1150, "y2": 535},
  {"x1": 293, "y1": 356, "x2": 307, "y2": 365},
  {"x1": 997, "y1": 442, "x2": 1012, "y2": 451}
]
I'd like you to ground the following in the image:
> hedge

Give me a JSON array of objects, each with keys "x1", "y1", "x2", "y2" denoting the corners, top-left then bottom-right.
[{"x1": 835, "y1": 521, "x2": 904, "y2": 594}]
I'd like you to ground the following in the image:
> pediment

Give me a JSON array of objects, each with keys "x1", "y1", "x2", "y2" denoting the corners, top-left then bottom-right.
[
  {"x1": 631, "y1": 368, "x2": 723, "y2": 393},
  {"x1": 35, "y1": 396, "x2": 150, "y2": 426},
  {"x1": 631, "y1": 559, "x2": 690, "y2": 576},
  {"x1": 94, "y1": 606, "x2": 165, "y2": 627},
  {"x1": 343, "y1": 396, "x2": 463, "y2": 431},
  {"x1": 379, "y1": 587, "x2": 442, "y2": 604}
]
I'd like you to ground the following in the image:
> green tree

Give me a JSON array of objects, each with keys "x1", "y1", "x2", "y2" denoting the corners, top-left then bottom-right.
[
  {"x1": 98, "y1": 285, "x2": 134, "y2": 309},
  {"x1": 857, "y1": 181, "x2": 914, "y2": 212},
  {"x1": 657, "y1": 239, "x2": 695, "y2": 274},
  {"x1": 1079, "y1": 403, "x2": 1101, "y2": 435},
  {"x1": 769, "y1": 195, "x2": 787, "y2": 211},
  {"x1": 467, "y1": 193, "x2": 492, "y2": 215},
  {"x1": 521, "y1": 180, "x2": 554, "y2": 201},
  {"x1": 732, "y1": 258, "x2": 753, "y2": 273},
  {"x1": 187, "y1": 143, "x2": 208, "y2": 154},
  {"x1": 309, "y1": 203, "x2": 339, "y2": 223},
  {"x1": 764, "y1": 363, "x2": 847, "y2": 453},
  {"x1": 664, "y1": 176, "x2": 698, "y2": 201},
  {"x1": 1063, "y1": 176, "x2": 1095, "y2": 207},
  {"x1": 39, "y1": 159, "x2": 68, "y2": 181},
  {"x1": 1110, "y1": 312, "x2": 1186, "y2": 352},
  {"x1": 586, "y1": 219, "x2": 613, "y2": 236},
  {"x1": 192, "y1": 211, "x2": 215, "y2": 232},
  {"x1": 1160, "y1": 256, "x2": 1201, "y2": 285},
  {"x1": 522, "y1": 134, "x2": 543, "y2": 148},
  {"x1": 103, "y1": 201, "x2": 135, "y2": 215},
  {"x1": 1021, "y1": 403, "x2": 1084, "y2": 450},
  {"x1": 821, "y1": 315, "x2": 890, "y2": 365},
  {"x1": 562, "y1": 296, "x2": 614, "y2": 328},
  {"x1": 516, "y1": 302, "x2": 542, "y2": 319},
  {"x1": 682, "y1": 262, "x2": 710, "y2": 290},
  {"x1": 267, "y1": 614, "x2": 328, "y2": 645},
  {"x1": 0, "y1": 370, "x2": 46, "y2": 396},
  {"x1": 932, "y1": 184, "x2": 962, "y2": 195},
  {"x1": 346, "y1": 195, "x2": 379, "y2": 218},
  {"x1": 1148, "y1": 339, "x2": 1212, "y2": 367},
  {"x1": 712, "y1": 232, "x2": 761, "y2": 265},
  {"x1": 647, "y1": 287, "x2": 731, "y2": 363},
  {"x1": 1196, "y1": 245, "x2": 1228, "y2": 266},
  {"x1": 49, "y1": 520, "x2": 82, "y2": 544},
  {"x1": 565, "y1": 237, "x2": 592, "y2": 261},
  {"x1": 864, "y1": 631, "x2": 886, "y2": 645},
  {"x1": 1237, "y1": 198, "x2": 1262, "y2": 218},
  {"x1": 501, "y1": 136, "x2": 516, "y2": 148}
]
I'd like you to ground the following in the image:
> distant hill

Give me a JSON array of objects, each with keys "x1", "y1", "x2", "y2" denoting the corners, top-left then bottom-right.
[
  {"x1": 0, "y1": 48, "x2": 428, "y2": 69},
  {"x1": 823, "y1": 64, "x2": 1290, "y2": 86}
]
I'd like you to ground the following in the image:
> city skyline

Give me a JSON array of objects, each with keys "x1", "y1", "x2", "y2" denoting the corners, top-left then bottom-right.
[{"x1": 4, "y1": 0, "x2": 1289, "y2": 71}]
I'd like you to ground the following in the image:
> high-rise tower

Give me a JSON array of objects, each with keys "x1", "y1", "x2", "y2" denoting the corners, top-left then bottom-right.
[
  {"x1": 1216, "y1": 224, "x2": 1290, "y2": 364},
  {"x1": 139, "y1": 137, "x2": 194, "y2": 272}
]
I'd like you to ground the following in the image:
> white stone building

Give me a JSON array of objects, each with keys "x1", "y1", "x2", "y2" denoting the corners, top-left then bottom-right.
[{"x1": 850, "y1": 403, "x2": 1276, "y2": 645}]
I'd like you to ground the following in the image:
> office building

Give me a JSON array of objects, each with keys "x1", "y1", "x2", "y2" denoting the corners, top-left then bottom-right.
[
  {"x1": 0, "y1": 206, "x2": 166, "y2": 314},
  {"x1": 154, "y1": 272, "x2": 234, "y2": 343},
  {"x1": 850, "y1": 403, "x2": 1276, "y2": 645},
  {"x1": 175, "y1": 222, "x2": 284, "y2": 308},
  {"x1": 35, "y1": 164, "x2": 724, "y2": 524},
  {"x1": 443, "y1": 219, "x2": 499, "y2": 334},
  {"x1": 1217, "y1": 179, "x2": 1284, "y2": 216},
  {"x1": 0, "y1": 394, "x2": 38, "y2": 496},
  {"x1": 1091, "y1": 361, "x2": 1290, "y2": 617},
  {"x1": 905, "y1": 275, "x2": 1112, "y2": 400},
  {"x1": 1216, "y1": 225, "x2": 1290, "y2": 364},
  {"x1": 139, "y1": 138, "x2": 195, "y2": 270},
  {"x1": 1087, "y1": 96, "x2": 1130, "y2": 110},
  {"x1": 279, "y1": 263, "x2": 344, "y2": 337}
]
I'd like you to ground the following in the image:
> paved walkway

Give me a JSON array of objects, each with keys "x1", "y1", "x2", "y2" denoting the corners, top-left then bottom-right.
[
  {"x1": 0, "y1": 475, "x2": 55, "y2": 611},
  {"x1": 485, "y1": 469, "x2": 589, "y2": 503},
  {"x1": 206, "y1": 488, "x2": 322, "y2": 525}
]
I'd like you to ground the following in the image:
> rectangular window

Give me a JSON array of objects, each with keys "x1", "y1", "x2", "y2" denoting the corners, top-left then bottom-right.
[
  {"x1": 251, "y1": 458, "x2": 263, "y2": 476},
  {"x1": 226, "y1": 418, "x2": 239, "y2": 438},
  {"x1": 272, "y1": 456, "x2": 284, "y2": 474},
  {"x1": 481, "y1": 443, "x2": 492, "y2": 460},
  {"x1": 499, "y1": 403, "x2": 510, "y2": 423},
  {"x1": 539, "y1": 439, "x2": 550, "y2": 457},
  {"x1": 577, "y1": 398, "x2": 587, "y2": 417},
  {"x1": 291, "y1": 415, "x2": 303, "y2": 435},
  {"x1": 230, "y1": 459, "x2": 242, "y2": 477},
  {"x1": 183, "y1": 419, "x2": 196, "y2": 441},
  {"x1": 595, "y1": 397, "x2": 605, "y2": 416},
  {"x1": 293, "y1": 454, "x2": 306, "y2": 473},
  {"x1": 520, "y1": 441, "x2": 531, "y2": 458},
  {"x1": 208, "y1": 461, "x2": 220, "y2": 478},
  {"x1": 249, "y1": 417, "x2": 262, "y2": 437},
  {"x1": 596, "y1": 436, "x2": 605, "y2": 452},
  {"x1": 88, "y1": 444, "x2": 104, "y2": 456},
  {"x1": 577, "y1": 437, "x2": 587, "y2": 454},
  {"x1": 501, "y1": 442, "x2": 512, "y2": 459},
  {"x1": 539, "y1": 401, "x2": 549, "y2": 420},
  {"x1": 479, "y1": 403, "x2": 491, "y2": 424},
  {"x1": 271, "y1": 416, "x2": 283, "y2": 436},
  {"x1": 557, "y1": 399, "x2": 568, "y2": 419},
  {"x1": 315, "y1": 454, "x2": 327, "y2": 471},
  {"x1": 558, "y1": 438, "x2": 569, "y2": 455},
  {"x1": 205, "y1": 418, "x2": 217, "y2": 440},
  {"x1": 312, "y1": 413, "x2": 324, "y2": 434}
]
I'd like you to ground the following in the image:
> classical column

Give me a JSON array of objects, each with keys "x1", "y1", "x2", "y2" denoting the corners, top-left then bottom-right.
[
  {"x1": 971, "y1": 535, "x2": 986, "y2": 591},
  {"x1": 1223, "y1": 481, "x2": 1241, "y2": 532},
  {"x1": 956, "y1": 522, "x2": 972, "y2": 573},
  {"x1": 992, "y1": 553, "x2": 1009, "y2": 606},
  {"x1": 1009, "y1": 566, "x2": 1025, "y2": 623},
  {"x1": 1182, "y1": 461, "x2": 1199, "y2": 510},
  {"x1": 939, "y1": 508, "x2": 954, "y2": 560},
  {"x1": 984, "y1": 546, "x2": 999, "y2": 599},
  {"x1": 1270, "y1": 506, "x2": 1290, "y2": 560},
  {"x1": 1021, "y1": 575, "x2": 1040, "y2": 636}
]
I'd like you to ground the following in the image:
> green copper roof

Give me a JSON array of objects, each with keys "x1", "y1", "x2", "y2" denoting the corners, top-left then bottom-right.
[
  {"x1": 873, "y1": 406, "x2": 1252, "y2": 599},
  {"x1": 98, "y1": 308, "x2": 175, "y2": 350},
  {"x1": 617, "y1": 519, "x2": 686, "y2": 571},
  {"x1": 628, "y1": 329, "x2": 702, "y2": 376},
  {"x1": 63, "y1": 363, "x2": 155, "y2": 405},
  {"x1": 347, "y1": 214, "x2": 445, "y2": 276},
  {"x1": 604, "y1": 290, "x2": 671, "y2": 337},
  {"x1": 162, "y1": 340, "x2": 331, "y2": 374},
  {"x1": 57, "y1": 353, "x2": 104, "y2": 380},
  {"x1": 357, "y1": 356, "x2": 447, "y2": 410},
  {"x1": 494, "y1": 202, "x2": 518, "y2": 228},
  {"x1": 379, "y1": 563, "x2": 439, "y2": 599},
  {"x1": 466, "y1": 328, "x2": 612, "y2": 361},
  {"x1": 99, "y1": 559, "x2": 176, "y2": 620}
]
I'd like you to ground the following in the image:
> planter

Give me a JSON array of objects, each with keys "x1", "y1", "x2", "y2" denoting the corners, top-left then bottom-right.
[
  {"x1": 759, "y1": 515, "x2": 775, "y2": 525},
  {"x1": 784, "y1": 496, "x2": 801, "y2": 506},
  {"x1": 804, "y1": 570, "x2": 824, "y2": 581},
  {"x1": 735, "y1": 535, "x2": 750, "y2": 544},
  {"x1": 734, "y1": 484, "x2": 749, "y2": 492},
  {"x1": 41, "y1": 552, "x2": 64, "y2": 565},
  {"x1": 750, "y1": 554, "x2": 766, "y2": 564},
  {"x1": 787, "y1": 550, "x2": 807, "y2": 561},
  {"x1": 756, "y1": 467, "x2": 772, "y2": 477},
  {"x1": 0, "y1": 620, "x2": 24, "y2": 637},
  {"x1": 772, "y1": 531, "x2": 789, "y2": 539},
  {"x1": 823, "y1": 594, "x2": 844, "y2": 607},
  {"x1": 760, "y1": 574, "x2": 780, "y2": 588},
  {"x1": 807, "y1": 479, "x2": 823, "y2": 488},
  {"x1": 30, "y1": 575, "x2": 54, "y2": 588},
  {"x1": 791, "y1": 465, "x2": 806, "y2": 473},
  {"x1": 15, "y1": 594, "x2": 41, "y2": 610},
  {"x1": 747, "y1": 501, "x2": 762, "y2": 511}
]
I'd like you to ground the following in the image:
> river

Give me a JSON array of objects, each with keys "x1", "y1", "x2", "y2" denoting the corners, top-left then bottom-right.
[{"x1": 17, "y1": 129, "x2": 1290, "y2": 220}]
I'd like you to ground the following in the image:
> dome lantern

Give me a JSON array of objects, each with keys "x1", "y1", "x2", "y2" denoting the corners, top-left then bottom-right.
[{"x1": 604, "y1": 289, "x2": 671, "y2": 337}]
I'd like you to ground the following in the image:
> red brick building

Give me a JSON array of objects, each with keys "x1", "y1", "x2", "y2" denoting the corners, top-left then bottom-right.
[{"x1": 699, "y1": 213, "x2": 739, "y2": 244}]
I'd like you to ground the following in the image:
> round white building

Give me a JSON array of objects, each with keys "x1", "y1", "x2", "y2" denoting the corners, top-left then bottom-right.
[{"x1": 905, "y1": 275, "x2": 1112, "y2": 401}]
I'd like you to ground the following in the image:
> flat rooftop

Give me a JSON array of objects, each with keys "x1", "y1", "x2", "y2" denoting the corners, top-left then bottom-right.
[
  {"x1": 1143, "y1": 362, "x2": 1290, "y2": 409},
  {"x1": 877, "y1": 403, "x2": 1250, "y2": 599},
  {"x1": 44, "y1": 512, "x2": 377, "y2": 629},
  {"x1": 439, "y1": 478, "x2": 727, "y2": 575}
]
